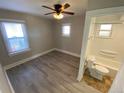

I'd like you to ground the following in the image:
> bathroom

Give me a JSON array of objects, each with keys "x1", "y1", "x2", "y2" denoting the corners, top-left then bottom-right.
[{"x1": 83, "y1": 14, "x2": 124, "y2": 93}]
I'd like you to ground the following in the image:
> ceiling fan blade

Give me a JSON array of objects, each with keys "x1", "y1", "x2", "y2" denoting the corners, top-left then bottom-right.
[
  {"x1": 63, "y1": 3, "x2": 70, "y2": 9},
  {"x1": 42, "y1": 5, "x2": 55, "y2": 11},
  {"x1": 62, "y1": 11, "x2": 74, "y2": 15},
  {"x1": 44, "y1": 12, "x2": 56, "y2": 15}
]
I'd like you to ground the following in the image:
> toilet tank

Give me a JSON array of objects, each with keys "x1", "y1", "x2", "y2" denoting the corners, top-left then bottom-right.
[{"x1": 86, "y1": 56, "x2": 96, "y2": 68}]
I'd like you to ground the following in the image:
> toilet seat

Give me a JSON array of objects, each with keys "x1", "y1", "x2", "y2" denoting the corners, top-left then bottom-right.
[{"x1": 94, "y1": 65, "x2": 109, "y2": 74}]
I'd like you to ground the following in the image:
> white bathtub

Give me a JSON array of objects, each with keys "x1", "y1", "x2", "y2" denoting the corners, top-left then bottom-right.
[{"x1": 94, "y1": 56, "x2": 121, "y2": 78}]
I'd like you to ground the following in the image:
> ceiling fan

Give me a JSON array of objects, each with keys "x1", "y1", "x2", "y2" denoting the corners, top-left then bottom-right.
[{"x1": 42, "y1": 3, "x2": 75, "y2": 19}]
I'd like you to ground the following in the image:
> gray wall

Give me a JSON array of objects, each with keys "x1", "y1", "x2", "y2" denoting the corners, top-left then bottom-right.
[
  {"x1": 0, "y1": 9, "x2": 55, "y2": 66},
  {"x1": 54, "y1": 15, "x2": 85, "y2": 55},
  {"x1": 88, "y1": 0, "x2": 124, "y2": 11}
]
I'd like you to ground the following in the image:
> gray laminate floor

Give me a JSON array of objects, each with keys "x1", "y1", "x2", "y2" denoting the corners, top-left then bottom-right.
[{"x1": 7, "y1": 51, "x2": 101, "y2": 93}]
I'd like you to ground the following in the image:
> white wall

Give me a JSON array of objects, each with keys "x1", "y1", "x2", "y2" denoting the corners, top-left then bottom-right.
[
  {"x1": 92, "y1": 24, "x2": 124, "y2": 61},
  {"x1": 87, "y1": 17, "x2": 124, "y2": 64},
  {"x1": 109, "y1": 61, "x2": 124, "y2": 93}
]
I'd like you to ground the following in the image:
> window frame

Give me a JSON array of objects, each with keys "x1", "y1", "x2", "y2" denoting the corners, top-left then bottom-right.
[
  {"x1": 0, "y1": 19, "x2": 30, "y2": 56},
  {"x1": 62, "y1": 23, "x2": 71, "y2": 37},
  {"x1": 95, "y1": 24, "x2": 113, "y2": 39}
]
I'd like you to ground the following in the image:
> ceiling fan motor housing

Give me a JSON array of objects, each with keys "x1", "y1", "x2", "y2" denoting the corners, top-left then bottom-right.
[{"x1": 54, "y1": 4, "x2": 62, "y2": 14}]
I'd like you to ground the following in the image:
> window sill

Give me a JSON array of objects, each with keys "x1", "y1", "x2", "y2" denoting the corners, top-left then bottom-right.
[
  {"x1": 96, "y1": 36, "x2": 112, "y2": 39},
  {"x1": 8, "y1": 48, "x2": 31, "y2": 57}
]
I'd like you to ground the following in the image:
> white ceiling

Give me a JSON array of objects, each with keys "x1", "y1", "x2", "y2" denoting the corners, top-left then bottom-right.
[{"x1": 0, "y1": 0, "x2": 87, "y2": 18}]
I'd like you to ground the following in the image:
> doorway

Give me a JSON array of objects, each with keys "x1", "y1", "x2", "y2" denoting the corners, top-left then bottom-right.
[{"x1": 77, "y1": 6, "x2": 124, "y2": 93}]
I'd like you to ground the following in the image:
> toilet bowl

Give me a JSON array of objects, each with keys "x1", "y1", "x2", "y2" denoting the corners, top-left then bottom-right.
[
  {"x1": 86, "y1": 56, "x2": 109, "y2": 81},
  {"x1": 94, "y1": 65, "x2": 109, "y2": 75}
]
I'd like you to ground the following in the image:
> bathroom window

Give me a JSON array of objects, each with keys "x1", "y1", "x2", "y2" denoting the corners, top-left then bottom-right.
[
  {"x1": 62, "y1": 24, "x2": 71, "y2": 37},
  {"x1": 98, "y1": 24, "x2": 112, "y2": 38},
  {"x1": 0, "y1": 20, "x2": 30, "y2": 56}
]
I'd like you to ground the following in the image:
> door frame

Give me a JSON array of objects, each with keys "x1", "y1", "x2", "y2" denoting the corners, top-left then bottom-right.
[{"x1": 77, "y1": 6, "x2": 124, "y2": 81}]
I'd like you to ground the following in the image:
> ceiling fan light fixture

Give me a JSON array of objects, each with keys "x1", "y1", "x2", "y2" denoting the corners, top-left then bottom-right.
[{"x1": 53, "y1": 13, "x2": 64, "y2": 20}]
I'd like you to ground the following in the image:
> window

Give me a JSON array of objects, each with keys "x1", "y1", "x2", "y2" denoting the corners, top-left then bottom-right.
[
  {"x1": 0, "y1": 20, "x2": 30, "y2": 55},
  {"x1": 62, "y1": 24, "x2": 71, "y2": 37},
  {"x1": 98, "y1": 24, "x2": 112, "y2": 38}
]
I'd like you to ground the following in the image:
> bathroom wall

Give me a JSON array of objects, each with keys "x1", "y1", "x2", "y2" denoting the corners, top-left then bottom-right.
[
  {"x1": 86, "y1": 15, "x2": 124, "y2": 73},
  {"x1": 109, "y1": 61, "x2": 124, "y2": 93}
]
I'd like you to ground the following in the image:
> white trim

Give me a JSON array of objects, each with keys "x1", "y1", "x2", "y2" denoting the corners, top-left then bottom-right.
[
  {"x1": 3, "y1": 48, "x2": 80, "y2": 93},
  {"x1": 8, "y1": 48, "x2": 31, "y2": 57},
  {"x1": 0, "y1": 19, "x2": 25, "y2": 23},
  {"x1": 3, "y1": 69, "x2": 15, "y2": 93},
  {"x1": 4, "y1": 48, "x2": 80, "y2": 70},
  {"x1": 4, "y1": 48, "x2": 55, "y2": 70},
  {"x1": 55, "y1": 48, "x2": 80, "y2": 58},
  {"x1": 0, "y1": 22, "x2": 30, "y2": 56},
  {"x1": 77, "y1": 6, "x2": 124, "y2": 81}
]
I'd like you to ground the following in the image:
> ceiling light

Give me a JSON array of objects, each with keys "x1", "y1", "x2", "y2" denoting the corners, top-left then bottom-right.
[{"x1": 53, "y1": 13, "x2": 64, "y2": 20}]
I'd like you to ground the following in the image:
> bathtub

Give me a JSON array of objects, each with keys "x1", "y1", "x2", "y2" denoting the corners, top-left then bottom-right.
[{"x1": 93, "y1": 56, "x2": 121, "y2": 78}]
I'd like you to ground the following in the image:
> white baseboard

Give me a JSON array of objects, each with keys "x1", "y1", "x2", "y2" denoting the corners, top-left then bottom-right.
[
  {"x1": 4, "y1": 48, "x2": 80, "y2": 70},
  {"x1": 55, "y1": 48, "x2": 80, "y2": 58},
  {"x1": 3, "y1": 69, "x2": 15, "y2": 93},
  {"x1": 4, "y1": 48, "x2": 56, "y2": 70},
  {"x1": 3, "y1": 48, "x2": 80, "y2": 93}
]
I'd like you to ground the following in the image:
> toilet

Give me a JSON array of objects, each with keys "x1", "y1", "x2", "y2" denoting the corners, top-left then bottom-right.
[{"x1": 86, "y1": 56, "x2": 109, "y2": 81}]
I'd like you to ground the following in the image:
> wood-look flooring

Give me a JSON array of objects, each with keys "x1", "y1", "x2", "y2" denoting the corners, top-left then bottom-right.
[
  {"x1": 83, "y1": 69, "x2": 113, "y2": 93},
  {"x1": 7, "y1": 51, "x2": 101, "y2": 93}
]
